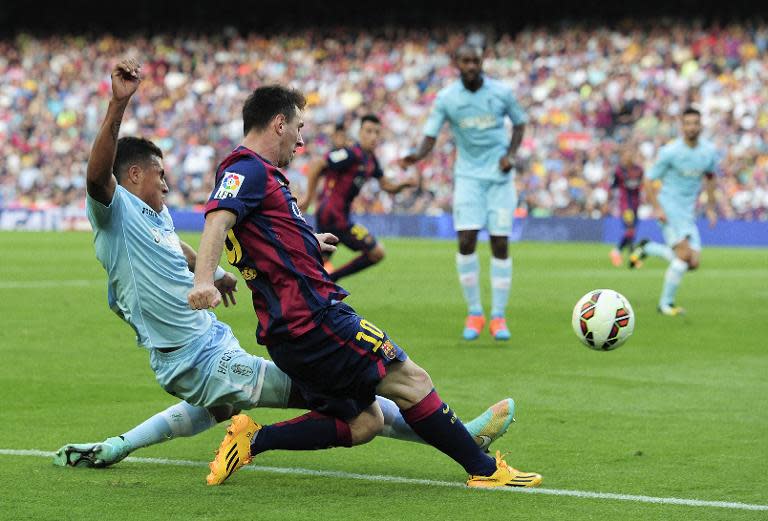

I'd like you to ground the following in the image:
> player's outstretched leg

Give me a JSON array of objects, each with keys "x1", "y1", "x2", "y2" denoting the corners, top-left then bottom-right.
[
  {"x1": 379, "y1": 396, "x2": 516, "y2": 451},
  {"x1": 381, "y1": 360, "x2": 541, "y2": 487},
  {"x1": 54, "y1": 401, "x2": 217, "y2": 468},
  {"x1": 53, "y1": 437, "x2": 130, "y2": 468}
]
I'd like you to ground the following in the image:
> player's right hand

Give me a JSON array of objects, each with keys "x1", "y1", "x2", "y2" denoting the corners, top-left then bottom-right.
[
  {"x1": 655, "y1": 207, "x2": 667, "y2": 224},
  {"x1": 111, "y1": 58, "x2": 141, "y2": 102},
  {"x1": 188, "y1": 283, "x2": 222, "y2": 310}
]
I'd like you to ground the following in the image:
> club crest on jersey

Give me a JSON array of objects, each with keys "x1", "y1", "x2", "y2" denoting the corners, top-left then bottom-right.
[
  {"x1": 214, "y1": 172, "x2": 244, "y2": 199},
  {"x1": 380, "y1": 340, "x2": 396, "y2": 360}
]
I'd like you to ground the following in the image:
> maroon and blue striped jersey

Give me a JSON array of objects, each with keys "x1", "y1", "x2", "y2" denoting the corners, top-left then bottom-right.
[
  {"x1": 205, "y1": 146, "x2": 348, "y2": 345},
  {"x1": 316, "y1": 144, "x2": 383, "y2": 227},
  {"x1": 612, "y1": 164, "x2": 644, "y2": 210}
]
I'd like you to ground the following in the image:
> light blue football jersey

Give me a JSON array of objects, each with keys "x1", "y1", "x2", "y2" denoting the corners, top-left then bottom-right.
[
  {"x1": 647, "y1": 138, "x2": 718, "y2": 222},
  {"x1": 86, "y1": 185, "x2": 213, "y2": 349},
  {"x1": 423, "y1": 77, "x2": 527, "y2": 181}
]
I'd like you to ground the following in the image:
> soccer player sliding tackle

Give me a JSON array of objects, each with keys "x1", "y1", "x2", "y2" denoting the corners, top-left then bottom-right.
[{"x1": 52, "y1": 59, "x2": 518, "y2": 469}]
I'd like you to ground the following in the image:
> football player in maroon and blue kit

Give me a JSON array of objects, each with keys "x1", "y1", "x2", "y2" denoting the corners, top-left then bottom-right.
[
  {"x1": 610, "y1": 145, "x2": 644, "y2": 267},
  {"x1": 299, "y1": 114, "x2": 417, "y2": 281},
  {"x1": 189, "y1": 86, "x2": 541, "y2": 488}
]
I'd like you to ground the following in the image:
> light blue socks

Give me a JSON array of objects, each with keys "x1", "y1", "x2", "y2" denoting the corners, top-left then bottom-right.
[{"x1": 456, "y1": 253, "x2": 482, "y2": 315}]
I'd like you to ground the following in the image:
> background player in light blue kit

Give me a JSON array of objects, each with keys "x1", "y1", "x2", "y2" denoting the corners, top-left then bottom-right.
[
  {"x1": 399, "y1": 44, "x2": 527, "y2": 341},
  {"x1": 54, "y1": 58, "x2": 515, "y2": 469},
  {"x1": 629, "y1": 108, "x2": 719, "y2": 316}
]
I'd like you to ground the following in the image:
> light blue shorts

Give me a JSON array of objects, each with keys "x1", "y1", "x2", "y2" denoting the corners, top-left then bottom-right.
[
  {"x1": 452, "y1": 176, "x2": 517, "y2": 236},
  {"x1": 149, "y1": 320, "x2": 291, "y2": 410},
  {"x1": 661, "y1": 218, "x2": 701, "y2": 251}
]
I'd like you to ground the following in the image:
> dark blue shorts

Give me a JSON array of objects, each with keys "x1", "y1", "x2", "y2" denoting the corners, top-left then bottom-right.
[
  {"x1": 266, "y1": 302, "x2": 407, "y2": 420},
  {"x1": 316, "y1": 216, "x2": 378, "y2": 254}
]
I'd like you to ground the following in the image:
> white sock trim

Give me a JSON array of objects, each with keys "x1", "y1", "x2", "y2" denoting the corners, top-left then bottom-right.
[
  {"x1": 490, "y1": 256, "x2": 512, "y2": 268},
  {"x1": 456, "y1": 252, "x2": 479, "y2": 265}
]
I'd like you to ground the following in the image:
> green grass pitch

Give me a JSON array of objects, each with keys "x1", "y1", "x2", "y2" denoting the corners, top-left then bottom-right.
[{"x1": 0, "y1": 232, "x2": 766, "y2": 520}]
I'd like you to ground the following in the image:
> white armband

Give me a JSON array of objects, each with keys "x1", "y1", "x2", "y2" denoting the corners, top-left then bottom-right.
[{"x1": 214, "y1": 266, "x2": 227, "y2": 281}]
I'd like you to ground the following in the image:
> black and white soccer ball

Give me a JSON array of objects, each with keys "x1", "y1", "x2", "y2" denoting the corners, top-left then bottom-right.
[{"x1": 572, "y1": 289, "x2": 635, "y2": 351}]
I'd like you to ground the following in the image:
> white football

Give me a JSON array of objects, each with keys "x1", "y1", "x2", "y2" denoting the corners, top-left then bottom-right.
[{"x1": 572, "y1": 289, "x2": 635, "y2": 351}]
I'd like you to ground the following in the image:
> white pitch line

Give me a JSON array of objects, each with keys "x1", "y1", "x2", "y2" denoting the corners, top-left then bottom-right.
[
  {"x1": 2, "y1": 449, "x2": 766, "y2": 512},
  {"x1": 0, "y1": 279, "x2": 102, "y2": 289}
]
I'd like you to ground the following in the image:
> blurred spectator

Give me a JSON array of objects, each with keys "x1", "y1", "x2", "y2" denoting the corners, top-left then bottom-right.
[{"x1": 1, "y1": 21, "x2": 768, "y2": 220}]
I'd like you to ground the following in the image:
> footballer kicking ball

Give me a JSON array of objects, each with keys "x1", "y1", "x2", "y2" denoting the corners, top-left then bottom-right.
[{"x1": 572, "y1": 289, "x2": 635, "y2": 351}]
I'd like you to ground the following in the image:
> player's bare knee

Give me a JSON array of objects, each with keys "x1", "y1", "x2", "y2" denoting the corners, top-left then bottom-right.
[{"x1": 349, "y1": 408, "x2": 384, "y2": 445}]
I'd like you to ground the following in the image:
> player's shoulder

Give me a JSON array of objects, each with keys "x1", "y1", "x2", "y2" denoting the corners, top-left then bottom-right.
[
  {"x1": 698, "y1": 139, "x2": 718, "y2": 155},
  {"x1": 436, "y1": 80, "x2": 463, "y2": 100},
  {"x1": 659, "y1": 139, "x2": 681, "y2": 156},
  {"x1": 327, "y1": 145, "x2": 358, "y2": 164},
  {"x1": 484, "y1": 77, "x2": 512, "y2": 94}
]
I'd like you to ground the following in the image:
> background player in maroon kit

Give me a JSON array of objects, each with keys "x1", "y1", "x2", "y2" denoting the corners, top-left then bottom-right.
[
  {"x1": 299, "y1": 114, "x2": 418, "y2": 281},
  {"x1": 189, "y1": 86, "x2": 541, "y2": 488},
  {"x1": 609, "y1": 145, "x2": 644, "y2": 267}
]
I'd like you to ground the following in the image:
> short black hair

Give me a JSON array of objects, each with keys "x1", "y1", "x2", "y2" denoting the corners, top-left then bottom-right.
[
  {"x1": 682, "y1": 107, "x2": 701, "y2": 118},
  {"x1": 360, "y1": 114, "x2": 381, "y2": 126},
  {"x1": 333, "y1": 122, "x2": 346, "y2": 132},
  {"x1": 242, "y1": 85, "x2": 307, "y2": 135},
  {"x1": 114, "y1": 137, "x2": 163, "y2": 182}
]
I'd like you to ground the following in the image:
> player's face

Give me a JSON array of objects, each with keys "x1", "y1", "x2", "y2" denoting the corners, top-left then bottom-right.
[
  {"x1": 620, "y1": 148, "x2": 634, "y2": 166},
  {"x1": 278, "y1": 107, "x2": 304, "y2": 168},
  {"x1": 682, "y1": 114, "x2": 702, "y2": 141},
  {"x1": 456, "y1": 50, "x2": 482, "y2": 85},
  {"x1": 358, "y1": 121, "x2": 381, "y2": 151},
  {"x1": 138, "y1": 155, "x2": 169, "y2": 212},
  {"x1": 331, "y1": 129, "x2": 347, "y2": 148}
]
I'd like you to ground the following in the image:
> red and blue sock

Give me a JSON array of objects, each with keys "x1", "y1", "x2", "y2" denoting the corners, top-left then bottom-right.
[
  {"x1": 329, "y1": 254, "x2": 375, "y2": 281},
  {"x1": 401, "y1": 389, "x2": 496, "y2": 476},
  {"x1": 250, "y1": 411, "x2": 352, "y2": 454}
]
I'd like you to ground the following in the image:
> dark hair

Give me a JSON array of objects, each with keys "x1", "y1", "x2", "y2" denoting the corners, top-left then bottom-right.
[
  {"x1": 360, "y1": 114, "x2": 381, "y2": 126},
  {"x1": 242, "y1": 85, "x2": 307, "y2": 134},
  {"x1": 682, "y1": 107, "x2": 701, "y2": 118},
  {"x1": 114, "y1": 137, "x2": 163, "y2": 182},
  {"x1": 333, "y1": 122, "x2": 346, "y2": 132}
]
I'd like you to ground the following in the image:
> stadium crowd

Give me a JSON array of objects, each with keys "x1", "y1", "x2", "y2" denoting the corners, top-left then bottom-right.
[{"x1": 1, "y1": 21, "x2": 768, "y2": 220}]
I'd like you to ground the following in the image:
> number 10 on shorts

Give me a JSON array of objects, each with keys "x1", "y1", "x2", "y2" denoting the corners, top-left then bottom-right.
[{"x1": 356, "y1": 319, "x2": 385, "y2": 352}]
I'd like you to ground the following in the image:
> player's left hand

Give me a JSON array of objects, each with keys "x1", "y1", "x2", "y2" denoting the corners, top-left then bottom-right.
[
  {"x1": 706, "y1": 208, "x2": 718, "y2": 228},
  {"x1": 214, "y1": 272, "x2": 238, "y2": 307},
  {"x1": 315, "y1": 233, "x2": 339, "y2": 253},
  {"x1": 188, "y1": 283, "x2": 222, "y2": 310},
  {"x1": 499, "y1": 154, "x2": 516, "y2": 173}
]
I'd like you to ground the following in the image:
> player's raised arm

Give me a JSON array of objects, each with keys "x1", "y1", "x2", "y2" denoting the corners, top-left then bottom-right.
[
  {"x1": 188, "y1": 210, "x2": 237, "y2": 310},
  {"x1": 86, "y1": 58, "x2": 142, "y2": 205},
  {"x1": 298, "y1": 158, "x2": 327, "y2": 213}
]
